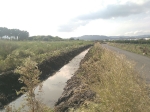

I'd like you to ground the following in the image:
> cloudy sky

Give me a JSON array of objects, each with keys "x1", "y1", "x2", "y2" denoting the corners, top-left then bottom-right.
[{"x1": 0, "y1": 0, "x2": 150, "y2": 38}]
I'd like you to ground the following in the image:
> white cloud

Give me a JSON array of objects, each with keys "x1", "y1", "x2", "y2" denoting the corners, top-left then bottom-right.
[
  {"x1": 125, "y1": 30, "x2": 150, "y2": 36},
  {"x1": 0, "y1": 0, "x2": 150, "y2": 38}
]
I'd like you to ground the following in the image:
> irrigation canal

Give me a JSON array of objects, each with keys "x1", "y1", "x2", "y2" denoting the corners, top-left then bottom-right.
[{"x1": 1, "y1": 49, "x2": 89, "y2": 111}]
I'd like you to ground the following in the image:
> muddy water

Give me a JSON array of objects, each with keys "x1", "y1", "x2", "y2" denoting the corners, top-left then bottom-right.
[{"x1": 2, "y1": 49, "x2": 89, "y2": 111}]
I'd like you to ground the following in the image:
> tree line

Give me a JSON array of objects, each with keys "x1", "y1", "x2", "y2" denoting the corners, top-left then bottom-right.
[
  {"x1": 0, "y1": 27, "x2": 29, "y2": 40},
  {"x1": 113, "y1": 39, "x2": 150, "y2": 44},
  {"x1": 29, "y1": 35, "x2": 62, "y2": 41}
]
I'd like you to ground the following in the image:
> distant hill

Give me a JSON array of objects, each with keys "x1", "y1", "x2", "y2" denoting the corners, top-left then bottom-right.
[
  {"x1": 71, "y1": 35, "x2": 150, "y2": 41},
  {"x1": 74, "y1": 35, "x2": 110, "y2": 40},
  {"x1": 108, "y1": 35, "x2": 150, "y2": 40}
]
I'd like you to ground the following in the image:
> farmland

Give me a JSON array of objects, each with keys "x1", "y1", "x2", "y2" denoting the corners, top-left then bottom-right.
[{"x1": 0, "y1": 40, "x2": 92, "y2": 73}]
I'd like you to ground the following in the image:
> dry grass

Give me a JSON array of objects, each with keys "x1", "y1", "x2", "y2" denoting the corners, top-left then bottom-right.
[
  {"x1": 75, "y1": 43, "x2": 150, "y2": 112},
  {"x1": 109, "y1": 43, "x2": 150, "y2": 57}
]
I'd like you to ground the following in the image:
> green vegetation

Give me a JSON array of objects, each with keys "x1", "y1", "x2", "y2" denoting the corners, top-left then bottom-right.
[
  {"x1": 28, "y1": 35, "x2": 62, "y2": 41},
  {"x1": 0, "y1": 27, "x2": 29, "y2": 40},
  {"x1": 109, "y1": 42, "x2": 150, "y2": 57},
  {"x1": 0, "y1": 27, "x2": 63, "y2": 41},
  {"x1": 74, "y1": 43, "x2": 150, "y2": 112},
  {"x1": 0, "y1": 40, "x2": 92, "y2": 73}
]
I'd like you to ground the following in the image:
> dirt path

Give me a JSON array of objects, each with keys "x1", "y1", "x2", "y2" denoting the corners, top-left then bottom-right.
[{"x1": 102, "y1": 44, "x2": 150, "y2": 83}]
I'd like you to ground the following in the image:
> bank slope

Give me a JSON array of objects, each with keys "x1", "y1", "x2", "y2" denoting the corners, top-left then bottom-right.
[{"x1": 55, "y1": 43, "x2": 150, "y2": 112}]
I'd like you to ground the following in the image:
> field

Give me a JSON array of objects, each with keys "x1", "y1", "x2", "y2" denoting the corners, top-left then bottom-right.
[
  {"x1": 109, "y1": 42, "x2": 150, "y2": 57},
  {"x1": 1, "y1": 41, "x2": 150, "y2": 112},
  {"x1": 0, "y1": 40, "x2": 92, "y2": 73},
  {"x1": 73, "y1": 43, "x2": 150, "y2": 112}
]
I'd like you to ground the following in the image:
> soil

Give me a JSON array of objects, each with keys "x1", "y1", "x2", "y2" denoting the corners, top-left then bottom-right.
[
  {"x1": 0, "y1": 45, "x2": 92, "y2": 109},
  {"x1": 54, "y1": 49, "x2": 96, "y2": 112}
]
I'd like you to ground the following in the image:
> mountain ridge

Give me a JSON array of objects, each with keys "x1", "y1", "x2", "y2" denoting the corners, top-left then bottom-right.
[{"x1": 72, "y1": 35, "x2": 150, "y2": 40}]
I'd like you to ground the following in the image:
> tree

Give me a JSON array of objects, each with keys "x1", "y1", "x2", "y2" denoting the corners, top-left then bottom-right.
[
  {"x1": 0, "y1": 27, "x2": 29, "y2": 40},
  {"x1": 69, "y1": 37, "x2": 75, "y2": 40}
]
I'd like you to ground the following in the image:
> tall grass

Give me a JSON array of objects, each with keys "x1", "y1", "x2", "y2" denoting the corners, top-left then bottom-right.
[
  {"x1": 76, "y1": 43, "x2": 150, "y2": 112},
  {"x1": 0, "y1": 41, "x2": 19, "y2": 60},
  {"x1": 0, "y1": 40, "x2": 92, "y2": 73}
]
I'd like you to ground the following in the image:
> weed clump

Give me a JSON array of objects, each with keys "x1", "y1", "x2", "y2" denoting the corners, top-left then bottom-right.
[{"x1": 6, "y1": 57, "x2": 54, "y2": 112}]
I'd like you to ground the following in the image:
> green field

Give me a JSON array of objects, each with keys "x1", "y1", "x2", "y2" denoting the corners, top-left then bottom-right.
[
  {"x1": 0, "y1": 40, "x2": 92, "y2": 73},
  {"x1": 109, "y1": 43, "x2": 150, "y2": 57}
]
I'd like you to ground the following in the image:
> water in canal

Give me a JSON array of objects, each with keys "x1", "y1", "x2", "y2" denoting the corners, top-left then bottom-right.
[{"x1": 1, "y1": 49, "x2": 89, "y2": 111}]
